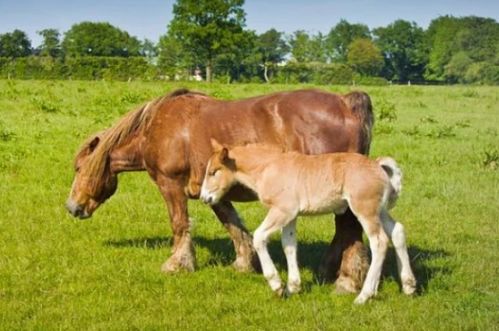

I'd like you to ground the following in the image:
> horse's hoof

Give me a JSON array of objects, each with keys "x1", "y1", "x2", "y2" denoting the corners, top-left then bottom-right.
[
  {"x1": 335, "y1": 276, "x2": 360, "y2": 294},
  {"x1": 161, "y1": 256, "x2": 195, "y2": 273},
  {"x1": 232, "y1": 257, "x2": 253, "y2": 273}
]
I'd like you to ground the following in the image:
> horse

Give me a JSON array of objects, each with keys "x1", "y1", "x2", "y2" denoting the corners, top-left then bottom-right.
[
  {"x1": 200, "y1": 141, "x2": 417, "y2": 304},
  {"x1": 66, "y1": 88, "x2": 374, "y2": 293}
]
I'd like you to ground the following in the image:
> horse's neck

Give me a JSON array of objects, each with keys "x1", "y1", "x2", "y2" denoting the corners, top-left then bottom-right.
[{"x1": 109, "y1": 133, "x2": 145, "y2": 173}]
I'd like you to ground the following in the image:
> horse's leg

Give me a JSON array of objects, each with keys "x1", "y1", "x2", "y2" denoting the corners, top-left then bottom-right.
[
  {"x1": 281, "y1": 219, "x2": 300, "y2": 295},
  {"x1": 319, "y1": 208, "x2": 369, "y2": 293},
  {"x1": 253, "y1": 208, "x2": 293, "y2": 295},
  {"x1": 380, "y1": 210, "x2": 417, "y2": 295},
  {"x1": 156, "y1": 176, "x2": 196, "y2": 273},
  {"x1": 211, "y1": 201, "x2": 259, "y2": 272},
  {"x1": 353, "y1": 213, "x2": 389, "y2": 304}
]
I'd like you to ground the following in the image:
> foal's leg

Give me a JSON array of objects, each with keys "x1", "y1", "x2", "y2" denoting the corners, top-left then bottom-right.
[
  {"x1": 352, "y1": 212, "x2": 389, "y2": 304},
  {"x1": 380, "y1": 211, "x2": 417, "y2": 295},
  {"x1": 282, "y1": 219, "x2": 301, "y2": 295},
  {"x1": 211, "y1": 201, "x2": 260, "y2": 272},
  {"x1": 253, "y1": 208, "x2": 294, "y2": 295}
]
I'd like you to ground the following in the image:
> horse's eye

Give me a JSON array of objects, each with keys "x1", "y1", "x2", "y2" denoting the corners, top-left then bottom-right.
[{"x1": 210, "y1": 169, "x2": 219, "y2": 176}]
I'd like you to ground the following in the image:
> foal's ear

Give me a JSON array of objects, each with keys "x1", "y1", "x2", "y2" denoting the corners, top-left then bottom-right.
[
  {"x1": 219, "y1": 147, "x2": 229, "y2": 163},
  {"x1": 210, "y1": 138, "x2": 224, "y2": 152}
]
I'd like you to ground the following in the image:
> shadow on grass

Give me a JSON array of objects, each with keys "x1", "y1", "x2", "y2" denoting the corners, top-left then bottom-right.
[{"x1": 104, "y1": 236, "x2": 451, "y2": 293}]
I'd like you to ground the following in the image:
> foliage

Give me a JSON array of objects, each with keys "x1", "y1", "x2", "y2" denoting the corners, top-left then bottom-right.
[
  {"x1": 62, "y1": 22, "x2": 142, "y2": 57},
  {"x1": 0, "y1": 56, "x2": 157, "y2": 80},
  {"x1": 1, "y1": 13, "x2": 499, "y2": 85},
  {"x1": 374, "y1": 20, "x2": 428, "y2": 82},
  {"x1": 0, "y1": 29, "x2": 32, "y2": 57},
  {"x1": 480, "y1": 148, "x2": 499, "y2": 170},
  {"x1": 0, "y1": 80, "x2": 497, "y2": 329},
  {"x1": 347, "y1": 38, "x2": 384, "y2": 76},
  {"x1": 326, "y1": 19, "x2": 371, "y2": 62},
  {"x1": 425, "y1": 16, "x2": 499, "y2": 84},
  {"x1": 289, "y1": 30, "x2": 326, "y2": 63},
  {"x1": 374, "y1": 98, "x2": 397, "y2": 122},
  {"x1": 37, "y1": 29, "x2": 62, "y2": 58},
  {"x1": 167, "y1": 0, "x2": 247, "y2": 82},
  {"x1": 275, "y1": 62, "x2": 354, "y2": 84},
  {"x1": 255, "y1": 29, "x2": 289, "y2": 82}
]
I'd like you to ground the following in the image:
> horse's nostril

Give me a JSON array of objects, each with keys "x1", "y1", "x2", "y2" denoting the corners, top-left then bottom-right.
[{"x1": 66, "y1": 199, "x2": 83, "y2": 217}]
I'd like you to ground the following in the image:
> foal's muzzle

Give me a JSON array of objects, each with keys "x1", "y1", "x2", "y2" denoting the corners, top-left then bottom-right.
[{"x1": 201, "y1": 196, "x2": 214, "y2": 205}]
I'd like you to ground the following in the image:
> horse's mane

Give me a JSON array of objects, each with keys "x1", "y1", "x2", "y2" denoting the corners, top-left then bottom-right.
[{"x1": 78, "y1": 89, "x2": 205, "y2": 187}]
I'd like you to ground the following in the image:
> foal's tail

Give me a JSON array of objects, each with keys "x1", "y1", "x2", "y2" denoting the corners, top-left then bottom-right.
[
  {"x1": 377, "y1": 157, "x2": 402, "y2": 209},
  {"x1": 343, "y1": 91, "x2": 374, "y2": 155}
]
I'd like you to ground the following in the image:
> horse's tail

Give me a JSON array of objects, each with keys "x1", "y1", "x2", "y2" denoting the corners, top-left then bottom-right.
[
  {"x1": 343, "y1": 91, "x2": 374, "y2": 155},
  {"x1": 377, "y1": 156, "x2": 402, "y2": 209}
]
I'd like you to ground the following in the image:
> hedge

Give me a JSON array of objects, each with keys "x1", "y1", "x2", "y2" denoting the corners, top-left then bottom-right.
[{"x1": 0, "y1": 56, "x2": 158, "y2": 80}]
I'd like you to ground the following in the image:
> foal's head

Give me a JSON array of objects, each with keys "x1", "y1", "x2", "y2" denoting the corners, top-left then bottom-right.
[
  {"x1": 200, "y1": 139, "x2": 237, "y2": 205},
  {"x1": 66, "y1": 134, "x2": 118, "y2": 219}
]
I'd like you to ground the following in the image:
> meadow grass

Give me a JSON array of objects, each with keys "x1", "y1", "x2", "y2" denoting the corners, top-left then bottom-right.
[{"x1": 0, "y1": 80, "x2": 497, "y2": 330}]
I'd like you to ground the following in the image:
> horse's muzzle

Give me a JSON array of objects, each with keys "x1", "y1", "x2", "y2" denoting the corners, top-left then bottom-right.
[{"x1": 65, "y1": 199, "x2": 90, "y2": 219}]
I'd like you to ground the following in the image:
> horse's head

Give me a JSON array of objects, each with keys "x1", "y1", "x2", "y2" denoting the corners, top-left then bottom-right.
[
  {"x1": 66, "y1": 135, "x2": 118, "y2": 219},
  {"x1": 200, "y1": 139, "x2": 237, "y2": 205}
]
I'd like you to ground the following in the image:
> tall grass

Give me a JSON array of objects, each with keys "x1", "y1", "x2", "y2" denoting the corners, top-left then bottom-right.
[{"x1": 0, "y1": 81, "x2": 497, "y2": 330}]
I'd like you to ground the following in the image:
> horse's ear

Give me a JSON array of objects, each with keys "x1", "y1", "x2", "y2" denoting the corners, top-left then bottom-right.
[
  {"x1": 211, "y1": 138, "x2": 223, "y2": 152},
  {"x1": 88, "y1": 136, "x2": 100, "y2": 152}
]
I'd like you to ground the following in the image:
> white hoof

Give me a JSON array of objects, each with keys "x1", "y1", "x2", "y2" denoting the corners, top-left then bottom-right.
[{"x1": 353, "y1": 293, "x2": 371, "y2": 305}]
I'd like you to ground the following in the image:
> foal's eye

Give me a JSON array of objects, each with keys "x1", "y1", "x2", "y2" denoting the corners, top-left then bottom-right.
[{"x1": 210, "y1": 169, "x2": 219, "y2": 176}]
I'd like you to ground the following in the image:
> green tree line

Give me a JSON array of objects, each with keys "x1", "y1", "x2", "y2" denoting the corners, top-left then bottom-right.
[{"x1": 0, "y1": 0, "x2": 498, "y2": 84}]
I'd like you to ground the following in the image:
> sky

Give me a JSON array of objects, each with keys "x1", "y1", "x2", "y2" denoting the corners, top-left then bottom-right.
[{"x1": 0, "y1": 0, "x2": 498, "y2": 47}]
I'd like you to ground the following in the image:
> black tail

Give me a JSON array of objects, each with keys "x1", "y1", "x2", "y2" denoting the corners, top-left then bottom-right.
[{"x1": 343, "y1": 91, "x2": 374, "y2": 155}]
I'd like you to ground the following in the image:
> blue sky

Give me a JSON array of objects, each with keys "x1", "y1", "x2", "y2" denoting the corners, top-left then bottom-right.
[{"x1": 1, "y1": 0, "x2": 498, "y2": 47}]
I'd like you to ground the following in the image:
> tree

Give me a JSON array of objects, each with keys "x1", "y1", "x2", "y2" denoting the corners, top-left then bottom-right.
[
  {"x1": 374, "y1": 20, "x2": 428, "y2": 82},
  {"x1": 157, "y1": 34, "x2": 191, "y2": 79},
  {"x1": 37, "y1": 29, "x2": 61, "y2": 58},
  {"x1": 140, "y1": 39, "x2": 158, "y2": 60},
  {"x1": 327, "y1": 19, "x2": 370, "y2": 62},
  {"x1": 347, "y1": 38, "x2": 384, "y2": 76},
  {"x1": 256, "y1": 29, "x2": 289, "y2": 82},
  {"x1": 425, "y1": 16, "x2": 499, "y2": 82},
  {"x1": 289, "y1": 30, "x2": 326, "y2": 63},
  {"x1": 167, "y1": 0, "x2": 247, "y2": 82},
  {"x1": 289, "y1": 30, "x2": 310, "y2": 63},
  {"x1": 0, "y1": 29, "x2": 32, "y2": 57},
  {"x1": 62, "y1": 22, "x2": 141, "y2": 57}
]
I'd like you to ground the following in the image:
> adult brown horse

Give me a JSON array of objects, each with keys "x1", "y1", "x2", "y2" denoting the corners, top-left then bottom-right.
[{"x1": 66, "y1": 88, "x2": 373, "y2": 293}]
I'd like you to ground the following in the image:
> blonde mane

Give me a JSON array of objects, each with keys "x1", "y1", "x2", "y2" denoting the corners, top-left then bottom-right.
[{"x1": 78, "y1": 89, "x2": 207, "y2": 188}]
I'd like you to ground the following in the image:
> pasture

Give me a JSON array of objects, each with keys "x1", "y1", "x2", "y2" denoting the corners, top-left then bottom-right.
[{"x1": 0, "y1": 80, "x2": 497, "y2": 330}]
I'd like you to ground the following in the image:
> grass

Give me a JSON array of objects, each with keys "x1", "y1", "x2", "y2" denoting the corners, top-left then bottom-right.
[{"x1": 0, "y1": 80, "x2": 498, "y2": 330}]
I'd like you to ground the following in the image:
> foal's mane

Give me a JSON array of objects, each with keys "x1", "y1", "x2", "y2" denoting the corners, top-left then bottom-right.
[{"x1": 78, "y1": 89, "x2": 202, "y2": 182}]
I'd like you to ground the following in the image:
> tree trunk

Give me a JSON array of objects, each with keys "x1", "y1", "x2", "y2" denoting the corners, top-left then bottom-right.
[
  {"x1": 206, "y1": 60, "x2": 212, "y2": 83},
  {"x1": 263, "y1": 64, "x2": 269, "y2": 83}
]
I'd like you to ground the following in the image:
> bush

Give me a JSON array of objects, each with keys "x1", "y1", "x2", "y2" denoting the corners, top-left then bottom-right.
[
  {"x1": 0, "y1": 56, "x2": 158, "y2": 81},
  {"x1": 274, "y1": 62, "x2": 354, "y2": 85}
]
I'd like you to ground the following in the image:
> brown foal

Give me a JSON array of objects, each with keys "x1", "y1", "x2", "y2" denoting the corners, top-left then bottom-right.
[{"x1": 201, "y1": 141, "x2": 416, "y2": 304}]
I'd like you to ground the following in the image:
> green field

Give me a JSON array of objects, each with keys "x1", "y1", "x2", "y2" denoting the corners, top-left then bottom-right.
[{"x1": 0, "y1": 80, "x2": 498, "y2": 330}]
